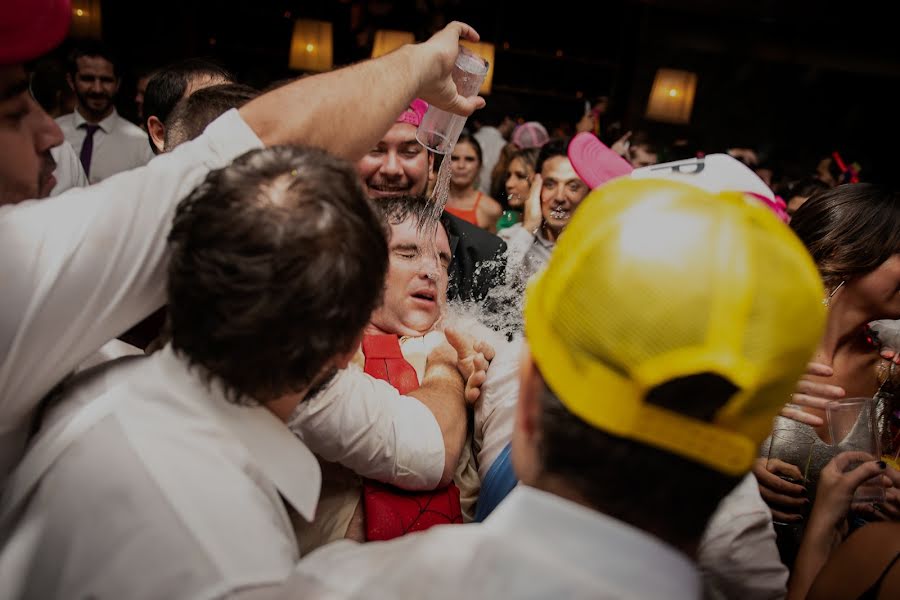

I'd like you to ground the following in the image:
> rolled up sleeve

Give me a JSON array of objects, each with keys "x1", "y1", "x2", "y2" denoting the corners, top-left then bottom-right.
[{"x1": 289, "y1": 366, "x2": 445, "y2": 491}]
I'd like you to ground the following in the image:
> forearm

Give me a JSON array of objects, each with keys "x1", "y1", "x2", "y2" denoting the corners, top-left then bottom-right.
[
  {"x1": 787, "y1": 520, "x2": 840, "y2": 600},
  {"x1": 410, "y1": 362, "x2": 467, "y2": 487},
  {"x1": 240, "y1": 46, "x2": 424, "y2": 161}
]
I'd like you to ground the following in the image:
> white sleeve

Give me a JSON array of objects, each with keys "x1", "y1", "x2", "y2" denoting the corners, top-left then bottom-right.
[
  {"x1": 0, "y1": 109, "x2": 263, "y2": 479},
  {"x1": 288, "y1": 366, "x2": 445, "y2": 491},
  {"x1": 698, "y1": 474, "x2": 788, "y2": 600},
  {"x1": 49, "y1": 142, "x2": 89, "y2": 196}
]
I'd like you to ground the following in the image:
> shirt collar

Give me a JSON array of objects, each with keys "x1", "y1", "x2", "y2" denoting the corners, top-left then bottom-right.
[
  {"x1": 486, "y1": 486, "x2": 701, "y2": 598},
  {"x1": 153, "y1": 345, "x2": 321, "y2": 521},
  {"x1": 73, "y1": 107, "x2": 119, "y2": 133},
  {"x1": 533, "y1": 232, "x2": 555, "y2": 250}
]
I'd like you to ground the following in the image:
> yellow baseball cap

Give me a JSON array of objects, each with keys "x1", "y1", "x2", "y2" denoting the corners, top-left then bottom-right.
[{"x1": 524, "y1": 178, "x2": 826, "y2": 476}]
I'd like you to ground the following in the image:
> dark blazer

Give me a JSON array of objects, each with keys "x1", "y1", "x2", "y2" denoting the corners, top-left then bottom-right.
[{"x1": 441, "y1": 213, "x2": 507, "y2": 302}]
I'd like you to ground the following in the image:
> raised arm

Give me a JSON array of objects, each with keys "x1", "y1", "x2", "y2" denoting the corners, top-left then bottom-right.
[{"x1": 240, "y1": 21, "x2": 485, "y2": 160}]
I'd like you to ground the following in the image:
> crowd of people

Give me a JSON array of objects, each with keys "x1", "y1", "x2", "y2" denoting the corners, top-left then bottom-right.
[{"x1": 1, "y1": 1, "x2": 899, "y2": 598}]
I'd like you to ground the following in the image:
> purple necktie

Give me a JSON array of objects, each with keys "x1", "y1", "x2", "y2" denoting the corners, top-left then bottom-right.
[{"x1": 79, "y1": 124, "x2": 100, "y2": 178}]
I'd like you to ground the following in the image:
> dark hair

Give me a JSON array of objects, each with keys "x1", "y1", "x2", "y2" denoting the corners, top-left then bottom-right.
[
  {"x1": 455, "y1": 133, "x2": 483, "y2": 165},
  {"x1": 164, "y1": 83, "x2": 259, "y2": 150},
  {"x1": 67, "y1": 41, "x2": 119, "y2": 78},
  {"x1": 627, "y1": 130, "x2": 659, "y2": 156},
  {"x1": 537, "y1": 372, "x2": 742, "y2": 547},
  {"x1": 167, "y1": 146, "x2": 388, "y2": 402},
  {"x1": 370, "y1": 194, "x2": 451, "y2": 242},
  {"x1": 790, "y1": 184, "x2": 900, "y2": 288},
  {"x1": 535, "y1": 136, "x2": 572, "y2": 175},
  {"x1": 143, "y1": 59, "x2": 233, "y2": 151},
  {"x1": 777, "y1": 177, "x2": 829, "y2": 201}
]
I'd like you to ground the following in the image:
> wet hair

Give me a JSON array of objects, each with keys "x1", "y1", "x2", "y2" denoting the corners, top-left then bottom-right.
[
  {"x1": 370, "y1": 194, "x2": 450, "y2": 243},
  {"x1": 535, "y1": 137, "x2": 573, "y2": 175},
  {"x1": 790, "y1": 183, "x2": 900, "y2": 288},
  {"x1": 164, "y1": 83, "x2": 259, "y2": 150},
  {"x1": 67, "y1": 41, "x2": 119, "y2": 78},
  {"x1": 537, "y1": 372, "x2": 742, "y2": 548},
  {"x1": 167, "y1": 146, "x2": 388, "y2": 402}
]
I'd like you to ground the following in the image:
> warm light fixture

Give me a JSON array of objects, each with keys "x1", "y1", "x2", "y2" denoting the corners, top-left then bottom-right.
[
  {"x1": 70, "y1": 0, "x2": 101, "y2": 39},
  {"x1": 459, "y1": 40, "x2": 495, "y2": 95},
  {"x1": 371, "y1": 30, "x2": 415, "y2": 58},
  {"x1": 646, "y1": 68, "x2": 697, "y2": 124},
  {"x1": 289, "y1": 19, "x2": 333, "y2": 72}
]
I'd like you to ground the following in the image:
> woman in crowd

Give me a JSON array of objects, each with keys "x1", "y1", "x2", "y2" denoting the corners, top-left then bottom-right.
[
  {"x1": 445, "y1": 134, "x2": 503, "y2": 232},
  {"x1": 496, "y1": 147, "x2": 539, "y2": 232},
  {"x1": 754, "y1": 184, "x2": 900, "y2": 558}
]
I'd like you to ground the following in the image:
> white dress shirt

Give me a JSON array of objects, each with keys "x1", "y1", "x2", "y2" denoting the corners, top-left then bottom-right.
[
  {"x1": 292, "y1": 485, "x2": 702, "y2": 599},
  {"x1": 289, "y1": 361, "x2": 445, "y2": 490},
  {"x1": 56, "y1": 108, "x2": 155, "y2": 183},
  {"x1": 699, "y1": 474, "x2": 788, "y2": 600},
  {"x1": 0, "y1": 345, "x2": 319, "y2": 600},
  {"x1": 0, "y1": 108, "x2": 263, "y2": 485},
  {"x1": 49, "y1": 141, "x2": 88, "y2": 196},
  {"x1": 473, "y1": 336, "x2": 522, "y2": 480}
]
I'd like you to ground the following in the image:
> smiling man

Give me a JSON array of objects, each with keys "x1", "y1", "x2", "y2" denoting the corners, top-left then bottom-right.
[{"x1": 56, "y1": 41, "x2": 153, "y2": 183}]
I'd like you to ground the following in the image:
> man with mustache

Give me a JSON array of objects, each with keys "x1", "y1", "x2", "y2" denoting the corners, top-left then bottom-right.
[{"x1": 56, "y1": 41, "x2": 154, "y2": 183}]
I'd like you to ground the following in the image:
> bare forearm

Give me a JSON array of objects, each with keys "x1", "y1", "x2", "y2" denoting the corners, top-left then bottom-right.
[
  {"x1": 410, "y1": 363, "x2": 467, "y2": 487},
  {"x1": 239, "y1": 47, "x2": 423, "y2": 161},
  {"x1": 787, "y1": 521, "x2": 838, "y2": 600}
]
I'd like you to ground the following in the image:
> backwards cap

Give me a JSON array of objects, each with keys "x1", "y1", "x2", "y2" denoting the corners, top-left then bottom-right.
[
  {"x1": 512, "y1": 121, "x2": 550, "y2": 150},
  {"x1": 524, "y1": 178, "x2": 825, "y2": 476},
  {"x1": 0, "y1": 0, "x2": 71, "y2": 65},
  {"x1": 568, "y1": 132, "x2": 789, "y2": 221}
]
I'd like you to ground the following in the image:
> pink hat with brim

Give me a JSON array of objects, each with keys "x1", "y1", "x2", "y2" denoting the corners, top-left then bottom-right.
[
  {"x1": 568, "y1": 132, "x2": 635, "y2": 189},
  {"x1": 0, "y1": 0, "x2": 71, "y2": 65},
  {"x1": 396, "y1": 98, "x2": 428, "y2": 127}
]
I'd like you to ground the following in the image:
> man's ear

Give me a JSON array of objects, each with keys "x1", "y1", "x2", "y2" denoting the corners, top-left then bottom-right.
[
  {"x1": 511, "y1": 344, "x2": 545, "y2": 485},
  {"x1": 147, "y1": 115, "x2": 166, "y2": 153}
]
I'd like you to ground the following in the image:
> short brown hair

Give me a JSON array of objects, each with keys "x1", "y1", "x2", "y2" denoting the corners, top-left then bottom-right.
[
  {"x1": 791, "y1": 183, "x2": 900, "y2": 288},
  {"x1": 167, "y1": 145, "x2": 388, "y2": 402}
]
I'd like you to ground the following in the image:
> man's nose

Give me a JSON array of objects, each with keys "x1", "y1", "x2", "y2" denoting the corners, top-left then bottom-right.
[{"x1": 381, "y1": 151, "x2": 403, "y2": 176}]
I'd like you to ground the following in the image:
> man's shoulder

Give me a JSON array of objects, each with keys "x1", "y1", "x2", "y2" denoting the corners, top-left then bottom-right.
[
  {"x1": 111, "y1": 114, "x2": 150, "y2": 140},
  {"x1": 442, "y1": 212, "x2": 506, "y2": 254}
]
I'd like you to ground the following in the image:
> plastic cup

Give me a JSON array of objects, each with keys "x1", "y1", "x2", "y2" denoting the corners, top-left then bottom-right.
[{"x1": 416, "y1": 46, "x2": 488, "y2": 154}]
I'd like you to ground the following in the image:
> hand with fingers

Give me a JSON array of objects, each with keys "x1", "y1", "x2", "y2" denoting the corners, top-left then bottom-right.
[
  {"x1": 414, "y1": 22, "x2": 487, "y2": 118},
  {"x1": 752, "y1": 457, "x2": 809, "y2": 524},
  {"x1": 445, "y1": 327, "x2": 496, "y2": 405},
  {"x1": 521, "y1": 174, "x2": 543, "y2": 233},
  {"x1": 808, "y1": 452, "x2": 888, "y2": 535},
  {"x1": 780, "y1": 362, "x2": 845, "y2": 428},
  {"x1": 610, "y1": 131, "x2": 632, "y2": 157},
  {"x1": 854, "y1": 466, "x2": 900, "y2": 521}
]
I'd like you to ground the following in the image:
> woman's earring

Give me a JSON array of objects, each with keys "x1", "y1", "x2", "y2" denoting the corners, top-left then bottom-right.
[{"x1": 823, "y1": 280, "x2": 846, "y2": 307}]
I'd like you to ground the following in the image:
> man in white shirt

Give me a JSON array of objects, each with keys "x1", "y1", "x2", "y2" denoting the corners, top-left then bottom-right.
[
  {"x1": 55, "y1": 41, "x2": 155, "y2": 183},
  {"x1": 48, "y1": 140, "x2": 88, "y2": 195},
  {"x1": 0, "y1": 0, "x2": 487, "y2": 487},
  {"x1": 0, "y1": 144, "x2": 474, "y2": 599},
  {"x1": 291, "y1": 178, "x2": 829, "y2": 598}
]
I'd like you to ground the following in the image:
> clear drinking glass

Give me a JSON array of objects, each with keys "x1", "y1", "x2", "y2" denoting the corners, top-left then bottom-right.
[
  {"x1": 416, "y1": 46, "x2": 488, "y2": 154},
  {"x1": 827, "y1": 397, "x2": 885, "y2": 503},
  {"x1": 766, "y1": 428, "x2": 815, "y2": 526}
]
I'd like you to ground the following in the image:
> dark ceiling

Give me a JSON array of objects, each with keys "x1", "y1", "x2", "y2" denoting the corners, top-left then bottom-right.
[{"x1": 76, "y1": 0, "x2": 899, "y2": 182}]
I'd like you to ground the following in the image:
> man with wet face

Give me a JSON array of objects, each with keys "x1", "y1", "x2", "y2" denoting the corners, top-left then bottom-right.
[
  {"x1": 357, "y1": 99, "x2": 507, "y2": 303},
  {"x1": 56, "y1": 41, "x2": 153, "y2": 183}
]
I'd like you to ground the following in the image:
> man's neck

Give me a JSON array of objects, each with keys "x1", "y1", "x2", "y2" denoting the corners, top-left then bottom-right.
[
  {"x1": 533, "y1": 474, "x2": 700, "y2": 559},
  {"x1": 77, "y1": 104, "x2": 113, "y2": 124}
]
